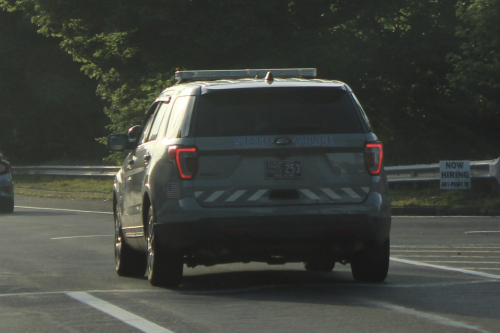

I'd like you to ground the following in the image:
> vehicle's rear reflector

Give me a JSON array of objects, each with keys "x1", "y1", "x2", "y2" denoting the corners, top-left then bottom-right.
[
  {"x1": 168, "y1": 146, "x2": 198, "y2": 179},
  {"x1": 364, "y1": 143, "x2": 383, "y2": 175},
  {"x1": 0, "y1": 160, "x2": 11, "y2": 176}
]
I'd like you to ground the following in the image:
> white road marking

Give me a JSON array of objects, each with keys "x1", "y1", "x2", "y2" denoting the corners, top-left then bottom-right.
[
  {"x1": 363, "y1": 299, "x2": 489, "y2": 333},
  {"x1": 66, "y1": 292, "x2": 174, "y2": 333},
  {"x1": 394, "y1": 255, "x2": 499, "y2": 258},
  {"x1": 391, "y1": 257, "x2": 500, "y2": 280},
  {"x1": 419, "y1": 261, "x2": 500, "y2": 264},
  {"x1": 391, "y1": 244, "x2": 500, "y2": 249},
  {"x1": 51, "y1": 235, "x2": 112, "y2": 240},
  {"x1": 395, "y1": 216, "x2": 500, "y2": 219},
  {"x1": 15, "y1": 206, "x2": 112, "y2": 215},
  {"x1": 392, "y1": 250, "x2": 500, "y2": 253},
  {"x1": 464, "y1": 231, "x2": 500, "y2": 234},
  {"x1": 0, "y1": 279, "x2": 498, "y2": 299}
]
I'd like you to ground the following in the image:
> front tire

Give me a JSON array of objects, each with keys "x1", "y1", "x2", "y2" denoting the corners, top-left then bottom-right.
[
  {"x1": 0, "y1": 198, "x2": 14, "y2": 213},
  {"x1": 147, "y1": 207, "x2": 183, "y2": 288},
  {"x1": 115, "y1": 203, "x2": 147, "y2": 277},
  {"x1": 351, "y1": 239, "x2": 390, "y2": 282}
]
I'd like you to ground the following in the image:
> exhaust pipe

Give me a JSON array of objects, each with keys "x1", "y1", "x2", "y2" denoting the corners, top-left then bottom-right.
[
  {"x1": 331, "y1": 234, "x2": 364, "y2": 253},
  {"x1": 202, "y1": 236, "x2": 231, "y2": 256}
]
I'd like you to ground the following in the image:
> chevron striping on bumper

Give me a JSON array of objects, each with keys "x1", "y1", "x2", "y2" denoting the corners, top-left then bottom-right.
[
  {"x1": 248, "y1": 189, "x2": 268, "y2": 201},
  {"x1": 342, "y1": 188, "x2": 361, "y2": 199},
  {"x1": 300, "y1": 189, "x2": 321, "y2": 200},
  {"x1": 321, "y1": 188, "x2": 341, "y2": 199},
  {"x1": 205, "y1": 191, "x2": 225, "y2": 202},
  {"x1": 226, "y1": 190, "x2": 247, "y2": 202}
]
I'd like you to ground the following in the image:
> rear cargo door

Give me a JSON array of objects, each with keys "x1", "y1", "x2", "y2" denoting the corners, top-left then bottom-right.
[{"x1": 192, "y1": 86, "x2": 372, "y2": 207}]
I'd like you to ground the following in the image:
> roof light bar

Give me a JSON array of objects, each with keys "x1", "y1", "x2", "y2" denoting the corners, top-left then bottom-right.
[{"x1": 175, "y1": 68, "x2": 317, "y2": 82}]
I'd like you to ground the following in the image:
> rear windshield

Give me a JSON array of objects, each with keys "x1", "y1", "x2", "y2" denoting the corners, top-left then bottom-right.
[{"x1": 194, "y1": 87, "x2": 364, "y2": 137}]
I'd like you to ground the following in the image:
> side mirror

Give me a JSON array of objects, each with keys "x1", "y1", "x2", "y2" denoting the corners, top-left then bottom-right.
[{"x1": 107, "y1": 134, "x2": 129, "y2": 151}]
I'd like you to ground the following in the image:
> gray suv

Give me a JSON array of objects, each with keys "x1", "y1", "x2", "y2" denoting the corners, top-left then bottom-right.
[
  {"x1": 108, "y1": 68, "x2": 391, "y2": 287},
  {"x1": 0, "y1": 154, "x2": 14, "y2": 213}
]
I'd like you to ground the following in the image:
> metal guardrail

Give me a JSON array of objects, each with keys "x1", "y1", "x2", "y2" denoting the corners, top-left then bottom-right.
[
  {"x1": 12, "y1": 166, "x2": 120, "y2": 177},
  {"x1": 12, "y1": 158, "x2": 500, "y2": 183},
  {"x1": 384, "y1": 158, "x2": 500, "y2": 183}
]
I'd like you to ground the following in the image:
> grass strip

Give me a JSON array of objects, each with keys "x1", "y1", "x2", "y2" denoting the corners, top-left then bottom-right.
[{"x1": 12, "y1": 175, "x2": 500, "y2": 207}]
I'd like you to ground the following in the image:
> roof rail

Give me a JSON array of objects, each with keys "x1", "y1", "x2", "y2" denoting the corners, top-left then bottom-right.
[{"x1": 174, "y1": 68, "x2": 317, "y2": 83}]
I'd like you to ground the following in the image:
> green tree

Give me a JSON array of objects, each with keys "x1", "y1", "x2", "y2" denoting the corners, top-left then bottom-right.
[
  {"x1": 2, "y1": 0, "x2": 499, "y2": 165},
  {"x1": 448, "y1": 0, "x2": 500, "y2": 112},
  {"x1": 0, "y1": 9, "x2": 107, "y2": 164}
]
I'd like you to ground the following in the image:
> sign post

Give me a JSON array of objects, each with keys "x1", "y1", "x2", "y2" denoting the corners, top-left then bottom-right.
[{"x1": 440, "y1": 161, "x2": 471, "y2": 189}]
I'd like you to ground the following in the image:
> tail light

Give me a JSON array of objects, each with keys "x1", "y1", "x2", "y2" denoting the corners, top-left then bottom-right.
[
  {"x1": 168, "y1": 146, "x2": 198, "y2": 179},
  {"x1": 0, "y1": 160, "x2": 11, "y2": 176},
  {"x1": 364, "y1": 143, "x2": 383, "y2": 175}
]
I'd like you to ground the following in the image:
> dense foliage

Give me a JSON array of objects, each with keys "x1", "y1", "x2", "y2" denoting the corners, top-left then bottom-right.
[
  {"x1": 1, "y1": 0, "x2": 499, "y2": 165},
  {"x1": 0, "y1": 9, "x2": 108, "y2": 164}
]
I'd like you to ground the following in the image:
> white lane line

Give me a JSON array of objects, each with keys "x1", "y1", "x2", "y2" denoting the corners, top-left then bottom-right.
[
  {"x1": 15, "y1": 206, "x2": 112, "y2": 215},
  {"x1": 419, "y1": 261, "x2": 500, "y2": 264},
  {"x1": 395, "y1": 216, "x2": 500, "y2": 219},
  {"x1": 66, "y1": 292, "x2": 174, "y2": 333},
  {"x1": 51, "y1": 235, "x2": 112, "y2": 240},
  {"x1": 394, "y1": 255, "x2": 499, "y2": 258},
  {"x1": 391, "y1": 257, "x2": 500, "y2": 280},
  {"x1": 392, "y1": 250, "x2": 500, "y2": 253},
  {"x1": 391, "y1": 244, "x2": 500, "y2": 249},
  {"x1": 1, "y1": 279, "x2": 499, "y2": 300},
  {"x1": 363, "y1": 299, "x2": 489, "y2": 333}
]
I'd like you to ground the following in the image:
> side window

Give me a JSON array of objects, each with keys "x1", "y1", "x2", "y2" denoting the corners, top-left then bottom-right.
[
  {"x1": 165, "y1": 96, "x2": 195, "y2": 138},
  {"x1": 351, "y1": 93, "x2": 373, "y2": 132},
  {"x1": 146, "y1": 102, "x2": 170, "y2": 142},
  {"x1": 138, "y1": 110, "x2": 157, "y2": 145}
]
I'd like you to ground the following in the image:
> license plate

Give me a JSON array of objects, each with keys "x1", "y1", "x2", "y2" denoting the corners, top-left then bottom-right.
[{"x1": 266, "y1": 161, "x2": 302, "y2": 179}]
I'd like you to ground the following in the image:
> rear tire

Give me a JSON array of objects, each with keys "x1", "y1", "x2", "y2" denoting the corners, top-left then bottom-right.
[
  {"x1": 147, "y1": 207, "x2": 183, "y2": 288},
  {"x1": 115, "y1": 203, "x2": 147, "y2": 277},
  {"x1": 351, "y1": 239, "x2": 390, "y2": 282}
]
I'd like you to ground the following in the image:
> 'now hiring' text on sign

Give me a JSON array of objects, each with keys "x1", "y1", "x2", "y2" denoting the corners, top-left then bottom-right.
[{"x1": 440, "y1": 161, "x2": 470, "y2": 189}]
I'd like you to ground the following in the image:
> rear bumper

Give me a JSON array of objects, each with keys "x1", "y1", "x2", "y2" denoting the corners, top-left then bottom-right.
[
  {"x1": 156, "y1": 214, "x2": 390, "y2": 248},
  {"x1": 153, "y1": 192, "x2": 391, "y2": 263}
]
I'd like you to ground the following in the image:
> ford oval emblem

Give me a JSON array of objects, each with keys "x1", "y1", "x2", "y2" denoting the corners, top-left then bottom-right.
[{"x1": 273, "y1": 138, "x2": 293, "y2": 146}]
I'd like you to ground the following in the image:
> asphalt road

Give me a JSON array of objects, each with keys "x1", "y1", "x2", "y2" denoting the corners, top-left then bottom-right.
[{"x1": 1, "y1": 195, "x2": 499, "y2": 333}]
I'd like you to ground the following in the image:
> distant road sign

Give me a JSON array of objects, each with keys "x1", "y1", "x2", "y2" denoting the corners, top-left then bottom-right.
[{"x1": 440, "y1": 161, "x2": 470, "y2": 189}]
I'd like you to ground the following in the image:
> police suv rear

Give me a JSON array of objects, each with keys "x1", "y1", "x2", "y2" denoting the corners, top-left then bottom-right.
[{"x1": 108, "y1": 68, "x2": 391, "y2": 287}]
